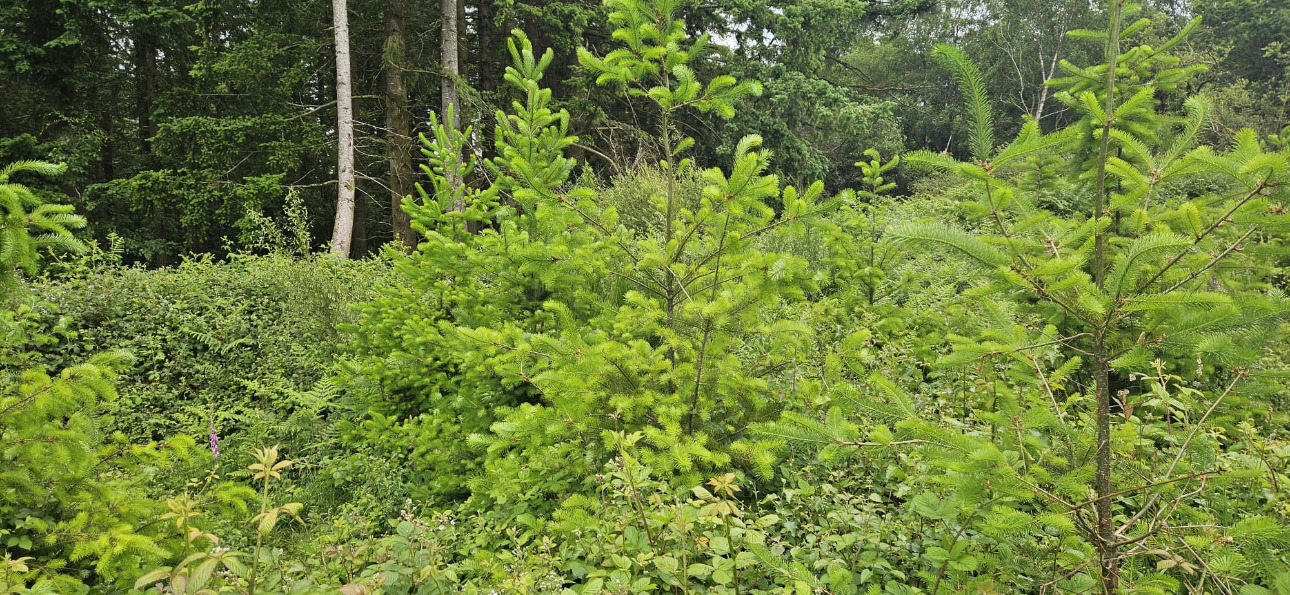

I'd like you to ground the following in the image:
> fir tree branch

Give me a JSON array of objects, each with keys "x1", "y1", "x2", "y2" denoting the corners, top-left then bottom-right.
[
  {"x1": 1030, "y1": 355, "x2": 1066, "y2": 422},
  {"x1": 982, "y1": 176, "x2": 1034, "y2": 270},
  {"x1": 555, "y1": 193, "x2": 644, "y2": 265},
  {"x1": 1066, "y1": 469, "x2": 1222, "y2": 514},
  {"x1": 1174, "y1": 532, "x2": 1235, "y2": 595},
  {"x1": 1014, "y1": 268, "x2": 1094, "y2": 325},
  {"x1": 834, "y1": 438, "x2": 926, "y2": 447},
  {"x1": 986, "y1": 333, "x2": 1093, "y2": 356},
  {"x1": 1159, "y1": 226, "x2": 1258, "y2": 296},
  {"x1": 1133, "y1": 183, "x2": 1265, "y2": 294},
  {"x1": 609, "y1": 270, "x2": 666, "y2": 298}
]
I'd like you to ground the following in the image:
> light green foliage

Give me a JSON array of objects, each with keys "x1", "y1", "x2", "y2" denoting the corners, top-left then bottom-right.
[
  {"x1": 7, "y1": 1, "x2": 1290, "y2": 593},
  {"x1": 347, "y1": 4, "x2": 836, "y2": 506},
  {"x1": 767, "y1": 4, "x2": 1290, "y2": 590},
  {"x1": 0, "y1": 162, "x2": 186, "y2": 592},
  {"x1": 9, "y1": 210, "x2": 391, "y2": 590},
  {"x1": 134, "y1": 446, "x2": 338, "y2": 595},
  {"x1": 0, "y1": 162, "x2": 84, "y2": 294}
]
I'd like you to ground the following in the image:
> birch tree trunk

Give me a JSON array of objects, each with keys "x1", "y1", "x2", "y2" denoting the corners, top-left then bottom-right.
[{"x1": 330, "y1": 0, "x2": 356, "y2": 257}]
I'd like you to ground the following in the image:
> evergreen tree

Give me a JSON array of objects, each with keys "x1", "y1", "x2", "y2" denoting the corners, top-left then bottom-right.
[
  {"x1": 1, "y1": 161, "x2": 185, "y2": 592},
  {"x1": 346, "y1": 0, "x2": 840, "y2": 506},
  {"x1": 763, "y1": 3, "x2": 1290, "y2": 591}
]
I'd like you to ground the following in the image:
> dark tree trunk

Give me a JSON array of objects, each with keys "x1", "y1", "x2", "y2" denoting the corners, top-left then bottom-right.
[
  {"x1": 134, "y1": 23, "x2": 158, "y2": 161},
  {"x1": 458, "y1": 0, "x2": 469, "y2": 86},
  {"x1": 478, "y1": 0, "x2": 499, "y2": 163},
  {"x1": 352, "y1": 193, "x2": 368, "y2": 257},
  {"x1": 385, "y1": 0, "x2": 417, "y2": 251}
]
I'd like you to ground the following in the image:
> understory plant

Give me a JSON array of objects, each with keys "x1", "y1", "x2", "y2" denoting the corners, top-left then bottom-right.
[
  {"x1": 1, "y1": 161, "x2": 186, "y2": 592},
  {"x1": 345, "y1": 0, "x2": 838, "y2": 507},
  {"x1": 766, "y1": 3, "x2": 1290, "y2": 592}
]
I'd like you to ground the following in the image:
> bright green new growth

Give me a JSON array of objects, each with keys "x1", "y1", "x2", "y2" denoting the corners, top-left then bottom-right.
[
  {"x1": 0, "y1": 161, "x2": 85, "y2": 295},
  {"x1": 347, "y1": 2, "x2": 837, "y2": 506},
  {"x1": 763, "y1": 4, "x2": 1290, "y2": 592},
  {"x1": 1, "y1": 161, "x2": 185, "y2": 593}
]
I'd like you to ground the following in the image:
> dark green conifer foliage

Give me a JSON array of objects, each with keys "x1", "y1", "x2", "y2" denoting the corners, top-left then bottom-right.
[{"x1": 763, "y1": 4, "x2": 1290, "y2": 592}]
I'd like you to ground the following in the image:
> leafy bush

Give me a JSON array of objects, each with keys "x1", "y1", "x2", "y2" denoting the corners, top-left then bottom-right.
[
  {"x1": 30, "y1": 253, "x2": 389, "y2": 448},
  {"x1": 1, "y1": 161, "x2": 183, "y2": 592}
]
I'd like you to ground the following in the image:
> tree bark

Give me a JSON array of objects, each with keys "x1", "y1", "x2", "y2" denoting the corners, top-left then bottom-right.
[
  {"x1": 458, "y1": 0, "x2": 469, "y2": 86},
  {"x1": 441, "y1": 0, "x2": 463, "y2": 206},
  {"x1": 1093, "y1": 337, "x2": 1118, "y2": 593},
  {"x1": 352, "y1": 192, "x2": 367, "y2": 257},
  {"x1": 478, "y1": 0, "x2": 498, "y2": 162},
  {"x1": 441, "y1": 0, "x2": 460, "y2": 132},
  {"x1": 330, "y1": 0, "x2": 356, "y2": 257},
  {"x1": 134, "y1": 22, "x2": 158, "y2": 161},
  {"x1": 385, "y1": 0, "x2": 417, "y2": 251},
  {"x1": 1092, "y1": 3, "x2": 1124, "y2": 592}
]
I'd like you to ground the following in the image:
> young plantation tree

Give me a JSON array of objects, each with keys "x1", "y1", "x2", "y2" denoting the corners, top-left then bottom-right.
[
  {"x1": 765, "y1": 3, "x2": 1290, "y2": 592},
  {"x1": 1, "y1": 161, "x2": 179, "y2": 592},
  {"x1": 346, "y1": 0, "x2": 839, "y2": 504}
]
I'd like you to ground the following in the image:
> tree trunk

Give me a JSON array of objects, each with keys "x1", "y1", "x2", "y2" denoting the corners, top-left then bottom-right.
[
  {"x1": 478, "y1": 0, "x2": 498, "y2": 161},
  {"x1": 441, "y1": 0, "x2": 460, "y2": 131},
  {"x1": 134, "y1": 23, "x2": 158, "y2": 161},
  {"x1": 352, "y1": 193, "x2": 367, "y2": 257},
  {"x1": 441, "y1": 0, "x2": 463, "y2": 206},
  {"x1": 385, "y1": 0, "x2": 417, "y2": 251},
  {"x1": 1093, "y1": 338, "x2": 1118, "y2": 593},
  {"x1": 1091, "y1": 3, "x2": 1124, "y2": 592},
  {"x1": 330, "y1": 0, "x2": 356, "y2": 257},
  {"x1": 458, "y1": 0, "x2": 469, "y2": 86},
  {"x1": 98, "y1": 86, "x2": 116, "y2": 182}
]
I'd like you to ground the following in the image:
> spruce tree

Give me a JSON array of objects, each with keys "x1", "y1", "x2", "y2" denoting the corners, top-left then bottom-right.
[
  {"x1": 1, "y1": 161, "x2": 175, "y2": 592},
  {"x1": 347, "y1": 0, "x2": 841, "y2": 505},
  {"x1": 764, "y1": 4, "x2": 1290, "y2": 591}
]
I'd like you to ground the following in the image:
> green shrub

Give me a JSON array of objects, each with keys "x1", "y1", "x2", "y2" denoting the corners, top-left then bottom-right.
[{"x1": 1, "y1": 160, "x2": 184, "y2": 592}]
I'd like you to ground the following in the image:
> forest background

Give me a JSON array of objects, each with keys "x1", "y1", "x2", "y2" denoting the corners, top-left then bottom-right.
[{"x1": 2, "y1": 0, "x2": 1290, "y2": 593}]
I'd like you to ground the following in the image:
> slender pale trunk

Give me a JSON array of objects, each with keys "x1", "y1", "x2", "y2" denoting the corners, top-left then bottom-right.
[
  {"x1": 330, "y1": 0, "x2": 356, "y2": 257},
  {"x1": 1092, "y1": 2, "x2": 1124, "y2": 592},
  {"x1": 441, "y1": 0, "x2": 463, "y2": 207},
  {"x1": 1033, "y1": 32, "x2": 1063, "y2": 123},
  {"x1": 385, "y1": 0, "x2": 417, "y2": 251}
]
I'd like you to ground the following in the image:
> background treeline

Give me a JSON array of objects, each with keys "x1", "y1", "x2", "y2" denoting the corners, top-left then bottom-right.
[{"x1": 4, "y1": 0, "x2": 1285, "y2": 263}]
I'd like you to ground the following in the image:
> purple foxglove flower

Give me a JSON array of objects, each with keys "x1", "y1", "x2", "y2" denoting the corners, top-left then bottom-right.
[{"x1": 209, "y1": 421, "x2": 220, "y2": 460}]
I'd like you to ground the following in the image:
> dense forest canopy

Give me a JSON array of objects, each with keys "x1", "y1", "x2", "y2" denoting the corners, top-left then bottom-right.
[{"x1": 2, "y1": 0, "x2": 1290, "y2": 593}]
